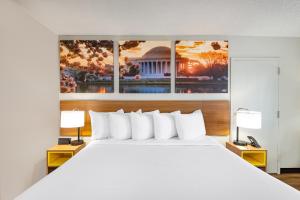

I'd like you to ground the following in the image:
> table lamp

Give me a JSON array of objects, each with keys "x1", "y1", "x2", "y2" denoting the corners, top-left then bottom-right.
[
  {"x1": 234, "y1": 108, "x2": 262, "y2": 146},
  {"x1": 61, "y1": 111, "x2": 85, "y2": 146}
]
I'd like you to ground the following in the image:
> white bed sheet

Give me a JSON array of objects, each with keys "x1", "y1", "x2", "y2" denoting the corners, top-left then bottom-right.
[
  {"x1": 88, "y1": 136, "x2": 219, "y2": 146},
  {"x1": 16, "y1": 137, "x2": 300, "y2": 200}
]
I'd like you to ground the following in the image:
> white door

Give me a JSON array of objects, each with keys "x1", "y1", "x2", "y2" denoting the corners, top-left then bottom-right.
[{"x1": 231, "y1": 58, "x2": 279, "y2": 173}]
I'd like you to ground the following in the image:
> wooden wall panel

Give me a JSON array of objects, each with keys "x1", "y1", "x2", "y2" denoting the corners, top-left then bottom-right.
[{"x1": 60, "y1": 100, "x2": 230, "y2": 136}]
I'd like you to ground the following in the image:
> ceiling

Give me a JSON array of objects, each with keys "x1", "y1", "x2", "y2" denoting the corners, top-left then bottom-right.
[{"x1": 14, "y1": 0, "x2": 300, "y2": 37}]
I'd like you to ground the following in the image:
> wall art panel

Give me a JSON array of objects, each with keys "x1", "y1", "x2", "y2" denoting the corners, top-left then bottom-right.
[
  {"x1": 119, "y1": 41, "x2": 171, "y2": 93},
  {"x1": 60, "y1": 40, "x2": 114, "y2": 93},
  {"x1": 175, "y1": 40, "x2": 228, "y2": 93}
]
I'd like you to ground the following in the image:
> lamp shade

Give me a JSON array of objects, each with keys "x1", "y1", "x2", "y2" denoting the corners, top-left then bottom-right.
[
  {"x1": 60, "y1": 111, "x2": 85, "y2": 128},
  {"x1": 236, "y1": 110, "x2": 262, "y2": 129}
]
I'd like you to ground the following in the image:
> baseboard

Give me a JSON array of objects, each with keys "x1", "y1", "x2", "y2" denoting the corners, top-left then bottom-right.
[{"x1": 280, "y1": 168, "x2": 300, "y2": 173}]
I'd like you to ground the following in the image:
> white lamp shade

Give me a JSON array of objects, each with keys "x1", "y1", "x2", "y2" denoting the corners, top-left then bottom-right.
[
  {"x1": 61, "y1": 111, "x2": 85, "y2": 128},
  {"x1": 236, "y1": 110, "x2": 262, "y2": 129}
]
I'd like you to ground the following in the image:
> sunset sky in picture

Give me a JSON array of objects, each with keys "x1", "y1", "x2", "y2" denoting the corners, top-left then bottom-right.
[{"x1": 176, "y1": 40, "x2": 228, "y2": 66}]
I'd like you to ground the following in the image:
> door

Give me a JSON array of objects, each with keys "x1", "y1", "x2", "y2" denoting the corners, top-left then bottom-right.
[{"x1": 231, "y1": 58, "x2": 279, "y2": 173}]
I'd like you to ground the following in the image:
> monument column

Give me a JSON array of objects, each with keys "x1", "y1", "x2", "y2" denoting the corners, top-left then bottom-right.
[
  {"x1": 159, "y1": 61, "x2": 162, "y2": 74},
  {"x1": 153, "y1": 61, "x2": 155, "y2": 74},
  {"x1": 141, "y1": 62, "x2": 143, "y2": 74}
]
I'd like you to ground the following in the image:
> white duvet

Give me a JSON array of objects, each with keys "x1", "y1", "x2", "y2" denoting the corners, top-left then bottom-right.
[{"x1": 16, "y1": 137, "x2": 300, "y2": 200}]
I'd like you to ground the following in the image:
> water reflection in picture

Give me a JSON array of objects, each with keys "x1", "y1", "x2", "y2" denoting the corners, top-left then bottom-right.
[
  {"x1": 76, "y1": 83, "x2": 113, "y2": 93},
  {"x1": 120, "y1": 85, "x2": 170, "y2": 93}
]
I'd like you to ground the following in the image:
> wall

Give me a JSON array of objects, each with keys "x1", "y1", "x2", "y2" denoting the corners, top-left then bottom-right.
[
  {"x1": 0, "y1": 1, "x2": 59, "y2": 200},
  {"x1": 60, "y1": 35, "x2": 300, "y2": 170},
  {"x1": 231, "y1": 58, "x2": 280, "y2": 173},
  {"x1": 231, "y1": 37, "x2": 300, "y2": 169}
]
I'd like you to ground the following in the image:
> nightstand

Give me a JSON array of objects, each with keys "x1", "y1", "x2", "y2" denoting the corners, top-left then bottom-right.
[
  {"x1": 226, "y1": 142, "x2": 267, "y2": 171},
  {"x1": 47, "y1": 144, "x2": 85, "y2": 174}
]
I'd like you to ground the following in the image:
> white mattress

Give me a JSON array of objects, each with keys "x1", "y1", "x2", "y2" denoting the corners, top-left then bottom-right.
[{"x1": 16, "y1": 137, "x2": 300, "y2": 200}]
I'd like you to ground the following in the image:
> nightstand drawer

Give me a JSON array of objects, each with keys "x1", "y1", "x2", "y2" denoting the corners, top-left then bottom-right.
[
  {"x1": 241, "y1": 151, "x2": 266, "y2": 167},
  {"x1": 226, "y1": 142, "x2": 267, "y2": 170},
  {"x1": 47, "y1": 144, "x2": 85, "y2": 173},
  {"x1": 47, "y1": 151, "x2": 74, "y2": 167}
]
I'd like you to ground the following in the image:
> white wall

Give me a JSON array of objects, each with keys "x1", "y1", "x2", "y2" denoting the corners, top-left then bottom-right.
[
  {"x1": 231, "y1": 58, "x2": 280, "y2": 173},
  {"x1": 230, "y1": 37, "x2": 300, "y2": 169},
  {"x1": 0, "y1": 1, "x2": 59, "y2": 200}
]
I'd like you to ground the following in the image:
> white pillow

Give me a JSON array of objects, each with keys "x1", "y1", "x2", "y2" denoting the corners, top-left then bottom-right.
[
  {"x1": 153, "y1": 111, "x2": 181, "y2": 140},
  {"x1": 108, "y1": 113, "x2": 131, "y2": 140},
  {"x1": 130, "y1": 110, "x2": 159, "y2": 140},
  {"x1": 135, "y1": 109, "x2": 142, "y2": 113},
  {"x1": 89, "y1": 109, "x2": 124, "y2": 140},
  {"x1": 120, "y1": 109, "x2": 142, "y2": 113},
  {"x1": 174, "y1": 109, "x2": 206, "y2": 140}
]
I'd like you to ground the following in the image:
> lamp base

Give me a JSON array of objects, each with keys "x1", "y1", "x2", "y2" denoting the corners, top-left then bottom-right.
[
  {"x1": 71, "y1": 140, "x2": 84, "y2": 146},
  {"x1": 233, "y1": 140, "x2": 248, "y2": 146}
]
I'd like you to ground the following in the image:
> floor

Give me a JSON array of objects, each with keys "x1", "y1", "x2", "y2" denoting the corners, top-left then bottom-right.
[{"x1": 272, "y1": 173, "x2": 300, "y2": 191}]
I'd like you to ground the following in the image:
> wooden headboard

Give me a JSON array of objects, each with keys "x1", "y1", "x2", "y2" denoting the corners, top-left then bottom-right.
[{"x1": 60, "y1": 100, "x2": 230, "y2": 136}]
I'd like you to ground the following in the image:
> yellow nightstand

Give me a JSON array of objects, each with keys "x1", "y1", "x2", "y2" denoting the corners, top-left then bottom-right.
[
  {"x1": 226, "y1": 142, "x2": 267, "y2": 171},
  {"x1": 47, "y1": 144, "x2": 85, "y2": 173}
]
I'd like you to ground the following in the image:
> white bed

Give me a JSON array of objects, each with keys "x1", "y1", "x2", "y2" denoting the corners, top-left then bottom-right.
[{"x1": 16, "y1": 137, "x2": 300, "y2": 200}]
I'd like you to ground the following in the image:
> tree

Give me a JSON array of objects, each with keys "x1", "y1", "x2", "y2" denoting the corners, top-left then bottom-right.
[
  {"x1": 128, "y1": 65, "x2": 140, "y2": 76},
  {"x1": 119, "y1": 40, "x2": 145, "y2": 56},
  {"x1": 60, "y1": 40, "x2": 113, "y2": 74},
  {"x1": 211, "y1": 42, "x2": 221, "y2": 50},
  {"x1": 198, "y1": 51, "x2": 228, "y2": 77}
]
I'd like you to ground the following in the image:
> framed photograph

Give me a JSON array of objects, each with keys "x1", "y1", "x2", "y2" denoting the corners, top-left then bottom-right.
[
  {"x1": 60, "y1": 40, "x2": 114, "y2": 93},
  {"x1": 175, "y1": 40, "x2": 228, "y2": 93},
  {"x1": 119, "y1": 41, "x2": 171, "y2": 93}
]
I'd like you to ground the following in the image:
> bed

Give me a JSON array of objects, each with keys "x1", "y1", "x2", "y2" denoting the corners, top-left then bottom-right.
[
  {"x1": 17, "y1": 137, "x2": 299, "y2": 199},
  {"x1": 16, "y1": 100, "x2": 300, "y2": 199}
]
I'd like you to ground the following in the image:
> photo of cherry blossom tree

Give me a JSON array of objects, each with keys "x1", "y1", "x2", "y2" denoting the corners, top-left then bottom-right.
[{"x1": 60, "y1": 40, "x2": 114, "y2": 93}]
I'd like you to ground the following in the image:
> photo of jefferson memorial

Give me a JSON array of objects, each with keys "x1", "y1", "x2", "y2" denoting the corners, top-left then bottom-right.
[
  {"x1": 129, "y1": 46, "x2": 171, "y2": 79},
  {"x1": 119, "y1": 41, "x2": 171, "y2": 93}
]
